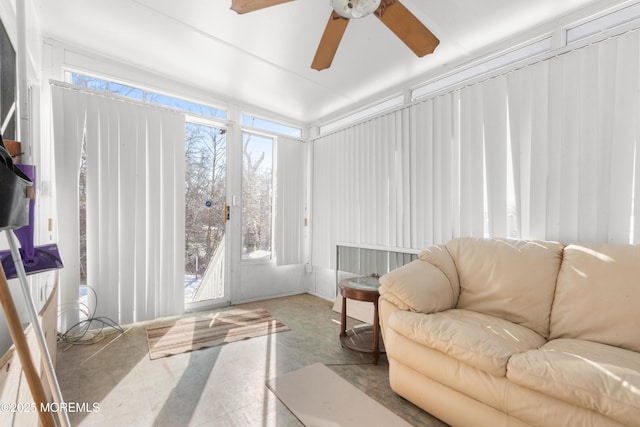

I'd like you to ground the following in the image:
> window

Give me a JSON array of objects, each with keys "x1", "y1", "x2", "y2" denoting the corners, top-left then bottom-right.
[
  {"x1": 241, "y1": 132, "x2": 273, "y2": 260},
  {"x1": 320, "y1": 95, "x2": 404, "y2": 134},
  {"x1": 412, "y1": 37, "x2": 552, "y2": 101},
  {"x1": 566, "y1": 3, "x2": 640, "y2": 44},
  {"x1": 67, "y1": 72, "x2": 227, "y2": 120},
  {"x1": 241, "y1": 114, "x2": 301, "y2": 138}
]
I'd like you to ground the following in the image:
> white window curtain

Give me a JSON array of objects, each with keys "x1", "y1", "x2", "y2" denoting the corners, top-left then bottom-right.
[
  {"x1": 508, "y1": 30, "x2": 640, "y2": 243},
  {"x1": 274, "y1": 136, "x2": 306, "y2": 265},
  {"x1": 312, "y1": 112, "x2": 401, "y2": 269},
  {"x1": 458, "y1": 84, "x2": 486, "y2": 238},
  {"x1": 311, "y1": 135, "x2": 334, "y2": 269},
  {"x1": 311, "y1": 102, "x2": 458, "y2": 269},
  {"x1": 408, "y1": 94, "x2": 458, "y2": 248},
  {"x1": 311, "y1": 26, "x2": 640, "y2": 271},
  {"x1": 52, "y1": 84, "x2": 185, "y2": 326}
]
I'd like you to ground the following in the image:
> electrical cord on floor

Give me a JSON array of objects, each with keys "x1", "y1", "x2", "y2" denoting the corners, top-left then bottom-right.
[{"x1": 57, "y1": 285, "x2": 125, "y2": 347}]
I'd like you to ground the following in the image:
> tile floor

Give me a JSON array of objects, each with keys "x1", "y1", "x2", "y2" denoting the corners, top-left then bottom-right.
[{"x1": 55, "y1": 293, "x2": 449, "y2": 426}]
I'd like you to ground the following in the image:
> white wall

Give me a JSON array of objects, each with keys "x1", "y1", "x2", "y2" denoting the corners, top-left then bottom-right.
[{"x1": 235, "y1": 263, "x2": 305, "y2": 304}]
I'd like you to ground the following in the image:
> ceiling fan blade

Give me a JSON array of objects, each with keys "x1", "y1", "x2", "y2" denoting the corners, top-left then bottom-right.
[
  {"x1": 312, "y1": 12, "x2": 350, "y2": 71},
  {"x1": 231, "y1": 0, "x2": 294, "y2": 14},
  {"x1": 375, "y1": 0, "x2": 439, "y2": 57}
]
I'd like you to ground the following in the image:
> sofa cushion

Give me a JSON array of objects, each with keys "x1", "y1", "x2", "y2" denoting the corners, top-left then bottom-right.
[
  {"x1": 507, "y1": 338, "x2": 640, "y2": 426},
  {"x1": 549, "y1": 243, "x2": 640, "y2": 353},
  {"x1": 446, "y1": 238, "x2": 564, "y2": 338},
  {"x1": 388, "y1": 308, "x2": 546, "y2": 377}
]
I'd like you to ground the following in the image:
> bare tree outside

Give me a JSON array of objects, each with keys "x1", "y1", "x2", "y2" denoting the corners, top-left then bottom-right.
[{"x1": 241, "y1": 133, "x2": 273, "y2": 259}]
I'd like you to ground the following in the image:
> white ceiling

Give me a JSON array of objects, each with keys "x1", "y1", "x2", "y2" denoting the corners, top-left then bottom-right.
[{"x1": 33, "y1": 0, "x2": 618, "y2": 126}]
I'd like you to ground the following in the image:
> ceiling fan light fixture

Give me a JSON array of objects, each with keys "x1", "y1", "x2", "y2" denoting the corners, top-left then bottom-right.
[{"x1": 331, "y1": 0, "x2": 381, "y2": 19}]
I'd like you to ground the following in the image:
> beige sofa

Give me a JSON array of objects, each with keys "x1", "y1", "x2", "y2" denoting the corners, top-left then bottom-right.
[{"x1": 378, "y1": 237, "x2": 640, "y2": 427}]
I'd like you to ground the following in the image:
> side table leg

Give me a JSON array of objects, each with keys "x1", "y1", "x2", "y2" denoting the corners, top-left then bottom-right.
[
  {"x1": 340, "y1": 296, "x2": 347, "y2": 339},
  {"x1": 372, "y1": 299, "x2": 380, "y2": 365}
]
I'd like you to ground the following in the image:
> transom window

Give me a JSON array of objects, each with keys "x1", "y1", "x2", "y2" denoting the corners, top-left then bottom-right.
[
  {"x1": 66, "y1": 72, "x2": 227, "y2": 120},
  {"x1": 242, "y1": 114, "x2": 301, "y2": 138}
]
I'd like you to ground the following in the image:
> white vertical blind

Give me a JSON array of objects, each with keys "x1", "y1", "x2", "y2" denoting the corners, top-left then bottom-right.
[
  {"x1": 608, "y1": 33, "x2": 638, "y2": 243},
  {"x1": 431, "y1": 96, "x2": 452, "y2": 243},
  {"x1": 51, "y1": 88, "x2": 87, "y2": 330},
  {"x1": 482, "y1": 76, "x2": 509, "y2": 237},
  {"x1": 410, "y1": 94, "x2": 457, "y2": 246},
  {"x1": 507, "y1": 30, "x2": 640, "y2": 243},
  {"x1": 311, "y1": 138, "x2": 334, "y2": 268},
  {"x1": 52, "y1": 85, "x2": 185, "y2": 325},
  {"x1": 274, "y1": 137, "x2": 306, "y2": 265},
  {"x1": 312, "y1": 27, "x2": 640, "y2": 270},
  {"x1": 312, "y1": 96, "x2": 459, "y2": 269},
  {"x1": 459, "y1": 84, "x2": 486, "y2": 238},
  {"x1": 506, "y1": 65, "x2": 532, "y2": 239}
]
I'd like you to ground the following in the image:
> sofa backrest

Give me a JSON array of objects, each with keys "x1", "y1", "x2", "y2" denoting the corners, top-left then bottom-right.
[
  {"x1": 446, "y1": 237, "x2": 565, "y2": 338},
  {"x1": 549, "y1": 243, "x2": 640, "y2": 352}
]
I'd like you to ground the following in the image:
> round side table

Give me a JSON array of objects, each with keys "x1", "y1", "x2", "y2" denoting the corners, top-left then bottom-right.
[{"x1": 338, "y1": 276, "x2": 385, "y2": 365}]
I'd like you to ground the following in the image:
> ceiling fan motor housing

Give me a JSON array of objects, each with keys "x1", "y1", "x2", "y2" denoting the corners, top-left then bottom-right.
[{"x1": 331, "y1": 0, "x2": 382, "y2": 19}]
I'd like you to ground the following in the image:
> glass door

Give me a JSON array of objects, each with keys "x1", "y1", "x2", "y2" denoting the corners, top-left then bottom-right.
[{"x1": 184, "y1": 122, "x2": 228, "y2": 308}]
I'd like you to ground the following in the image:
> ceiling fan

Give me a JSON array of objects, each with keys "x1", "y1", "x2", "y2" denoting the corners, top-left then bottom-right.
[{"x1": 230, "y1": 0, "x2": 440, "y2": 71}]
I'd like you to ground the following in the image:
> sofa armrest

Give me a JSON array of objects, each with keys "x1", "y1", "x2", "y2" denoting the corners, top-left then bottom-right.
[{"x1": 379, "y1": 244, "x2": 459, "y2": 313}]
